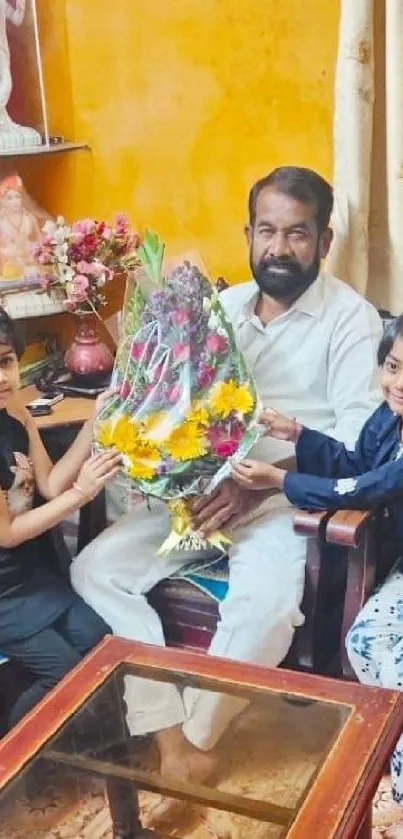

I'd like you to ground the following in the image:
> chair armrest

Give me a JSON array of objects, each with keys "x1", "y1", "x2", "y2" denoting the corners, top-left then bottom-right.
[
  {"x1": 293, "y1": 510, "x2": 329, "y2": 536},
  {"x1": 325, "y1": 510, "x2": 375, "y2": 547}
]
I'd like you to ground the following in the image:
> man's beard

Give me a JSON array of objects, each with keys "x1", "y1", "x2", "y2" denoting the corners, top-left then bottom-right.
[{"x1": 250, "y1": 249, "x2": 321, "y2": 302}]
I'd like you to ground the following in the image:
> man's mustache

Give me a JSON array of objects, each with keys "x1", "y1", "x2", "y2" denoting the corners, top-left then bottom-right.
[{"x1": 260, "y1": 258, "x2": 301, "y2": 275}]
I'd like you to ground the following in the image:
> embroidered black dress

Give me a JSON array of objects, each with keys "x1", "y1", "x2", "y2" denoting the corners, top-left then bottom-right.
[{"x1": 0, "y1": 409, "x2": 75, "y2": 644}]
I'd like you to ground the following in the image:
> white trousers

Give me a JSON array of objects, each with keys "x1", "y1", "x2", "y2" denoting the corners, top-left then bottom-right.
[{"x1": 70, "y1": 495, "x2": 306, "y2": 751}]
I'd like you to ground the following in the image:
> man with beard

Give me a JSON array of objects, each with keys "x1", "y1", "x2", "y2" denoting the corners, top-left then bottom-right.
[{"x1": 71, "y1": 166, "x2": 382, "y2": 826}]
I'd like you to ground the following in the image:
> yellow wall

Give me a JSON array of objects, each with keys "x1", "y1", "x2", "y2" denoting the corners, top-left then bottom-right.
[{"x1": 12, "y1": 1, "x2": 340, "y2": 286}]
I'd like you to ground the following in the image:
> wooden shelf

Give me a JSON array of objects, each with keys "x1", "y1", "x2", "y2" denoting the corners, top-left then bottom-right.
[{"x1": 0, "y1": 142, "x2": 89, "y2": 158}]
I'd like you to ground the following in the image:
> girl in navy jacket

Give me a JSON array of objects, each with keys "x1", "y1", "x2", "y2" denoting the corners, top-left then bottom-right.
[{"x1": 232, "y1": 313, "x2": 403, "y2": 803}]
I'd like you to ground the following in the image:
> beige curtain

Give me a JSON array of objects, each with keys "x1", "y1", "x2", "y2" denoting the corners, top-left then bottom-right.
[{"x1": 327, "y1": 0, "x2": 403, "y2": 315}]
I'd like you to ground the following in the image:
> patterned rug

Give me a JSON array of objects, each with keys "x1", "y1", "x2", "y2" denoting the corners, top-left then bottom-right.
[
  {"x1": 0, "y1": 699, "x2": 401, "y2": 838},
  {"x1": 373, "y1": 777, "x2": 403, "y2": 838}
]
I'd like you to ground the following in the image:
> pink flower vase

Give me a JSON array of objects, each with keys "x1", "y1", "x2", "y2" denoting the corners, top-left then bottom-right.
[{"x1": 64, "y1": 313, "x2": 114, "y2": 378}]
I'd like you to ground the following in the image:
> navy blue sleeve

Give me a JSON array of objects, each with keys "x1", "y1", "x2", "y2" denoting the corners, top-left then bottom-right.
[
  {"x1": 284, "y1": 456, "x2": 403, "y2": 512},
  {"x1": 295, "y1": 407, "x2": 381, "y2": 478}
]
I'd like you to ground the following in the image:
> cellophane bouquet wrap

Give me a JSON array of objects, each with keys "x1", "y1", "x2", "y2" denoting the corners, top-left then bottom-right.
[{"x1": 94, "y1": 231, "x2": 262, "y2": 554}]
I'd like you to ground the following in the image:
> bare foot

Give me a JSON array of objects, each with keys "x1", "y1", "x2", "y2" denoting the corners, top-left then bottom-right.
[{"x1": 146, "y1": 725, "x2": 217, "y2": 827}]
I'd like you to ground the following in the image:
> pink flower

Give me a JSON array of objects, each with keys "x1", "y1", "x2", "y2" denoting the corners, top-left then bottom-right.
[
  {"x1": 172, "y1": 309, "x2": 190, "y2": 327},
  {"x1": 230, "y1": 420, "x2": 247, "y2": 441},
  {"x1": 67, "y1": 291, "x2": 87, "y2": 306},
  {"x1": 77, "y1": 260, "x2": 108, "y2": 277},
  {"x1": 197, "y1": 364, "x2": 215, "y2": 389},
  {"x1": 120, "y1": 380, "x2": 131, "y2": 399},
  {"x1": 213, "y1": 439, "x2": 239, "y2": 458},
  {"x1": 115, "y1": 213, "x2": 130, "y2": 234},
  {"x1": 76, "y1": 260, "x2": 92, "y2": 274},
  {"x1": 102, "y1": 225, "x2": 113, "y2": 241},
  {"x1": 172, "y1": 342, "x2": 190, "y2": 363},
  {"x1": 207, "y1": 421, "x2": 245, "y2": 459},
  {"x1": 73, "y1": 274, "x2": 89, "y2": 292},
  {"x1": 130, "y1": 341, "x2": 147, "y2": 361},
  {"x1": 167, "y1": 383, "x2": 181, "y2": 403},
  {"x1": 151, "y1": 361, "x2": 166, "y2": 383},
  {"x1": 72, "y1": 219, "x2": 96, "y2": 236},
  {"x1": 68, "y1": 289, "x2": 87, "y2": 302},
  {"x1": 205, "y1": 332, "x2": 228, "y2": 355},
  {"x1": 103, "y1": 267, "x2": 114, "y2": 283},
  {"x1": 37, "y1": 251, "x2": 53, "y2": 264}
]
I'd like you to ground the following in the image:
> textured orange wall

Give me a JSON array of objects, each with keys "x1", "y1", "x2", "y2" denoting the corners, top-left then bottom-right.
[{"x1": 10, "y1": 1, "x2": 340, "y2": 286}]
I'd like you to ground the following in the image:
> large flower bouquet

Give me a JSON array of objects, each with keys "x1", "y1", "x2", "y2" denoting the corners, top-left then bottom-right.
[
  {"x1": 94, "y1": 231, "x2": 262, "y2": 554},
  {"x1": 34, "y1": 214, "x2": 138, "y2": 312}
]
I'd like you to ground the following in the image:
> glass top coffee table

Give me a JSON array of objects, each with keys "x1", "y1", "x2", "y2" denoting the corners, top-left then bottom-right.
[{"x1": 0, "y1": 636, "x2": 402, "y2": 839}]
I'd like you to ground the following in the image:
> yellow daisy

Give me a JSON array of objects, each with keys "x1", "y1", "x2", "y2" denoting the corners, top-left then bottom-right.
[
  {"x1": 126, "y1": 438, "x2": 160, "y2": 480},
  {"x1": 232, "y1": 383, "x2": 255, "y2": 415},
  {"x1": 126, "y1": 457, "x2": 158, "y2": 480},
  {"x1": 95, "y1": 419, "x2": 115, "y2": 448},
  {"x1": 208, "y1": 380, "x2": 254, "y2": 418},
  {"x1": 164, "y1": 420, "x2": 208, "y2": 461},
  {"x1": 111, "y1": 415, "x2": 140, "y2": 455},
  {"x1": 187, "y1": 400, "x2": 209, "y2": 427}
]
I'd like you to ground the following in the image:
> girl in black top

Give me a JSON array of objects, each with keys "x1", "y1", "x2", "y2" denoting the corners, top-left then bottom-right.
[{"x1": 0, "y1": 309, "x2": 120, "y2": 726}]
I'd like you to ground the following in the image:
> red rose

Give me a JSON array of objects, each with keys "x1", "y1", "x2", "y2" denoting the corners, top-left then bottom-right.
[
  {"x1": 197, "y1": 364, "x2": 215, "y2": 389},
  {"x1": 130, "y1": 342, "x2": 148, "y2": 361},
  {"x1": 205, "y1": 332, "x2": 228, "y2": 355}
]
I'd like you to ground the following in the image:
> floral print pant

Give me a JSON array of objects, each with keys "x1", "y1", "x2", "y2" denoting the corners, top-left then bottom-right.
[{"x1": 346, "y1": 558, "x2": 403, "y2": 802}]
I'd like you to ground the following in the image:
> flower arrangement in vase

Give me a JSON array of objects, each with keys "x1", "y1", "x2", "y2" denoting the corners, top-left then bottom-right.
[{"x1": 34, "y1": 214, "x2": 139, "y2": 378}]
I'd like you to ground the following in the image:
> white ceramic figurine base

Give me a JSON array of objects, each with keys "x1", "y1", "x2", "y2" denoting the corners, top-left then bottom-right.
[{"x1": 0, "y1": 0, "x2": 41, "y2": 150}]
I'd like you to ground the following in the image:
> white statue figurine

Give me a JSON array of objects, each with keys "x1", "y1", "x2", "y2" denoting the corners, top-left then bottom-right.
[{"x1": 0, "y1": 0, "x2": 41, "y2": 149}]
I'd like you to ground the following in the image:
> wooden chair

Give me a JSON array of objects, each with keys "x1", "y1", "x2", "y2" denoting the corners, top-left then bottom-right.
[
  {"x1": 147, "y1": 506, "x2": 393, "y2": 679},
  {"x1": 80, "y1": 491, "x2": 393, "y2": 678}
]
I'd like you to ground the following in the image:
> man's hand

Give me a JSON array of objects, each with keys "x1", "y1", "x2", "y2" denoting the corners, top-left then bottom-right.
[
  {"x1": 231, "y1": 459, "x2": 286, "y2": 491},
  {"x1": 259, "y1": 408, "x2": 302, "y2": 442},
  {"x1": 191, "y1": 478, "x2": 262, "y2": 537}
]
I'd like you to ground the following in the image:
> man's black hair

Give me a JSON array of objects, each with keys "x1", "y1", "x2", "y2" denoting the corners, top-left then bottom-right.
[
  {"x1": 378, "y1": 314, "x2": 403, "y2": 366},
  {"x1": 0, "y1": 308, "x2": 25, "y2": 359},
  {"x1": 248, "y1": 166, "x2": 333, "y2": 233}
]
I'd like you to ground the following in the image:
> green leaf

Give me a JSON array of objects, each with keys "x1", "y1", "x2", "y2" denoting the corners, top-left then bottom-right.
[{"x1": 137, "y1": 229, "x2": 165, "y2": 284}]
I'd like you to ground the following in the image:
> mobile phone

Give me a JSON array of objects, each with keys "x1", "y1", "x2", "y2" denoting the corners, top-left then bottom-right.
[
  {"x1": 27, "y1": 403, "x2": 53, "y2": 417},
  {"x1": 27, "y1": 391, "x2": 65, "y2": 410}
]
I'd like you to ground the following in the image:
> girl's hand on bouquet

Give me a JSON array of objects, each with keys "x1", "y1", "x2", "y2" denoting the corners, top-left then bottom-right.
[
  {"x1": 93, "y1": 387, "x2": 120, "y2": 419},
  {"x1": 230, "y1": 459, "x2": 286, "y2": 491},
  {"x1": 259, "y1": 408, "x2": 302, "y2": 442},
  {"x1": 73, "y1": 451, "x2": 121, "y2": 503}
]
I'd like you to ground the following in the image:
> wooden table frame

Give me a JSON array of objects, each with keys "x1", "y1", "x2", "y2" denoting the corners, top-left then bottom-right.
[{"x1": 0, "y1": 636, "x2": 402, "y2": 838}]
